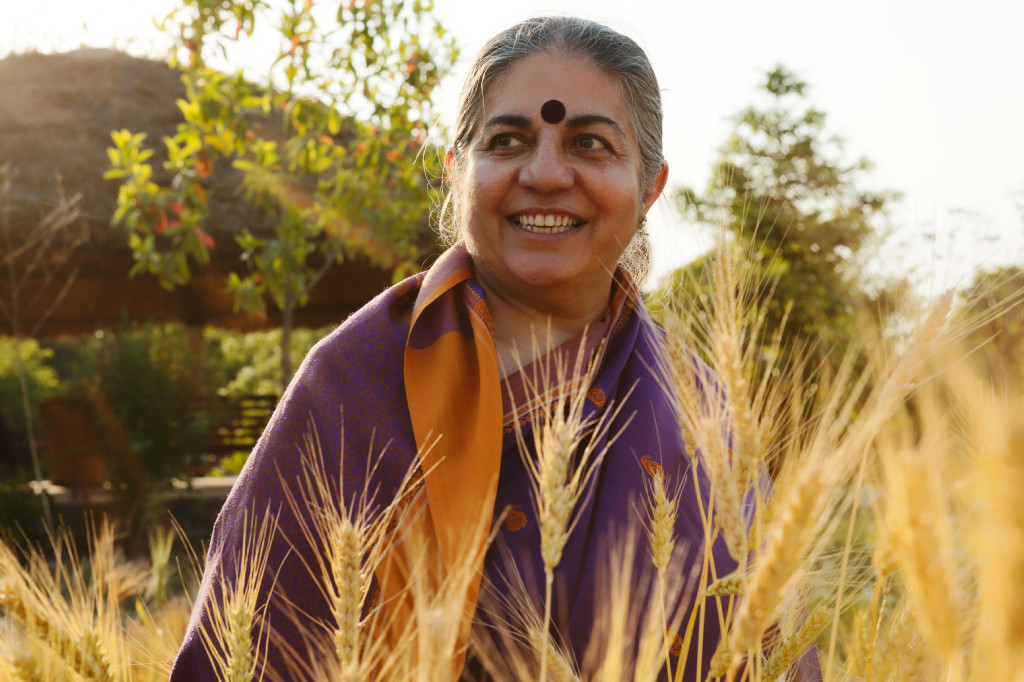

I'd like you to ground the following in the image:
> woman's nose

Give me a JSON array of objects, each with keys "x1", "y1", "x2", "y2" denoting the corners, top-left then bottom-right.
[{"x1": 518, "y1": 139, "x2": 574, "y2": 192}]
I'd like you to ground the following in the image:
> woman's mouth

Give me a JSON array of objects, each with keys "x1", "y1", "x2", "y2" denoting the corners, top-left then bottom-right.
[{"x1": 511, "y1": 213, "x2": 583, "y2": 234}]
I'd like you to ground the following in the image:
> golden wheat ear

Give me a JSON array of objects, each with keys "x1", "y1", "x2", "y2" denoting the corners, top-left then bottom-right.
[
  {"x1": 272, "y1": 414, "x2": 432, "y2": 680},
  {"x1": 964, "y1": 378, "x2": 1024, "y2": 678},
  {"x1": 197, "y1": 507, "x2": 279, "y2": 682},
  {"x1": 0, "y1": 517, "x2": 151, "y2": 682},
  {"x1": 577, "y1": 524, "x2": 691, "y2": 682},
  {"x1": 505, "y1": 323, "x2": 636, "y2": 682}
]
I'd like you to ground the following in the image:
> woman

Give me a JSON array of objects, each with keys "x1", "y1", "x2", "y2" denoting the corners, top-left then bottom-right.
[{"x1": 172, "y1": 16, "x2": 819, "y2": 681}]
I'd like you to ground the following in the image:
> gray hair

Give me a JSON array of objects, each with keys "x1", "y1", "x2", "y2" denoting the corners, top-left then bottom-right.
[{"x1": 438, "y1": 16, "x2": 664, "y2": 286}]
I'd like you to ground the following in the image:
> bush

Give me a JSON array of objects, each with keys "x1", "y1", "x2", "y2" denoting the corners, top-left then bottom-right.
[
  {"x1": 0, "y1": 337, "x2": 66, "y2": 476},
  {"x1": 85, "y1": 322, "x2": 225, "y2": 484}
]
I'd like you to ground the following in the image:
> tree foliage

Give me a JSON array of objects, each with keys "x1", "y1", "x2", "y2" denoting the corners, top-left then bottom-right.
[
  {"x1": 666, "y1": 66, "x2": 904, "y2": 375},
  {"x1": 957, "y1": 265, "x2": 1024, "y2": 390},
  {"x1": 106, "y1": 0, "x2": 456, "y2": 381}
]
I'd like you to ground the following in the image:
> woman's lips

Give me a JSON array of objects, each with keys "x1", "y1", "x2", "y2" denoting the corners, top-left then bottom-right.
[{"x1": 510, "y1": 213, "x2": 583, "y2": 234}]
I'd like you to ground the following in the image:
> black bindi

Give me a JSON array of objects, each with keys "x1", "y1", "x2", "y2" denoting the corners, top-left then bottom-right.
[{"x1": 540, "y1": 99, "x2": 566, "y2": 124}]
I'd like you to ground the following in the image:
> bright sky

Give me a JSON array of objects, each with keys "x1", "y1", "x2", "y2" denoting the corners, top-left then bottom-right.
[{"x1": 4, "y1": 0, "x2": 1023, "y2": 292}]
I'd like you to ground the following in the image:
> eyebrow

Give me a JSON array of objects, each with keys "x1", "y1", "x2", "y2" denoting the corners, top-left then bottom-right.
[
  {"x1": 481, "y1": 113, "x2": 626, "y2": 138},
  {"x1": 481, "y1": 114, "x2": 532, "y2": 131},
  {"x1": 565, "y1": 114, "x2": 626, "y2": 138}
]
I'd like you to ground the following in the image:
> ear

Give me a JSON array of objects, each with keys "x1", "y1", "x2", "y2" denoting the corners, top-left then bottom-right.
[
  {"x1": 642, "y1": 161, "x2": 669, "y2": 214},
  {"x1": 445, "y1": 148, "x2": 458, "y2": 183}
]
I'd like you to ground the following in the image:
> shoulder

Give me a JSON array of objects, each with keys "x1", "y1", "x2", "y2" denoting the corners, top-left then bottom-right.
[{"x1": 299, "y1": 271, "x2": 424, "y2": 379}]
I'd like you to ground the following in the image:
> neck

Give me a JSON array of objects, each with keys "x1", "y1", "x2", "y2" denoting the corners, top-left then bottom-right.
[{"x1": 480, "y1": 279, "x2": 614, "y2": 379}]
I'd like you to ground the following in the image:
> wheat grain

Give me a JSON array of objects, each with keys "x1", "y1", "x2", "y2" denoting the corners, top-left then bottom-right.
[
  {"x1": 644, "y1": 468, "x2": 679, "y2": 578},
  {"x1": 761, "y1": 604, "x2": 829, "y2": 681},
  {"x1": 642, "y1": 466, "x2": 682, "y2": 679},
  {"x1": 276, "y1": 418, "x2": 454, "y2": 680},
  {"x1": 526, "y1": 626, "x2": 580, "y2": 682},
  {"x1": 331, "y1": 518, "x2": 363, "y2": 670},
  {"x1": 706, "y1": 639, "x2": 734, "y2": 680},
  {"x1": 705, "y1": 571, "x2": 745, "y2": 598},
  {"x1": 510, "y1": 328, "x2": 633, "y2": 682}
]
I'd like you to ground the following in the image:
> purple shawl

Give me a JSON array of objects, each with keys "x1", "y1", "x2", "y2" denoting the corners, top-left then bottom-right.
[{"x1": 171, "y1": 245, "x2": 745, "y2": 681}]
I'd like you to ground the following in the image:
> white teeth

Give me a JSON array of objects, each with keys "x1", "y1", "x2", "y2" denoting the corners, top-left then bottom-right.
[{"x1": 514, "y1": 213, "x2": 581, "y2": 233}]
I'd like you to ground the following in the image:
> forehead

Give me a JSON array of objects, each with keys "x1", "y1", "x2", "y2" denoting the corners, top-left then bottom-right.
[{"x1": 481, "y1": 53, "x2": 633, "y2": 134}]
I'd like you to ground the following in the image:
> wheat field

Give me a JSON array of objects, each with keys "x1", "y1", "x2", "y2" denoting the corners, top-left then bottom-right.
[{"x1": 2, "y1": 238, "x2": 1022, "y2": 682}]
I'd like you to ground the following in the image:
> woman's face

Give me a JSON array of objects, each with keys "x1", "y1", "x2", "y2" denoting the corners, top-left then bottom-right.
[{"x1": 453, "y1": 52, "x2": 666, "y2": 314}]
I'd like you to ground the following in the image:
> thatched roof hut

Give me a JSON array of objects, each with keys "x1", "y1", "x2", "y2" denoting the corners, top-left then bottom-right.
[{"x1": 0, "y1": 49, "x2": 394, "y2": 337}]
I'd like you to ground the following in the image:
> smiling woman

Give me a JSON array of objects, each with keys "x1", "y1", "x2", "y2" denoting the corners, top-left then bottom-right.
[
  {"x1": 451, "y1": 51, "x2": 667, "y2": 375},
  {"x1": 171, "y1": 15, "x2": 821, "y2": 682}
]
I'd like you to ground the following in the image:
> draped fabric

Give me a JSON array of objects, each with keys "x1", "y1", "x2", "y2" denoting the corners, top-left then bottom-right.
[{"x1": 170, "y1": 244, "x2": 740, "y2": 681}]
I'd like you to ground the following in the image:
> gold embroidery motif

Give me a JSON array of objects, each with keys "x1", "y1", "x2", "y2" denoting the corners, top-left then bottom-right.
[
  {"x1": 587, "y1": 386, "x2": 606, "y2": 408},
  {"x1": 640, "y1": 455, "x2": 664, "y2": 479},
  {"x1": 503, "y1": 410, "x2": 538, "y2": 434},
  {"x1": 610, "y1": 297, "x2": 634, "y2": 339},
  {"x1": 667, "y1": 629, "x2": 684, "y2": 657},
  {"x1": 463, "y1": 284, "x2": 495, "y2": 338},
  {"x1": 504, "y1": 504, "x2": 528, "y2": 532}
]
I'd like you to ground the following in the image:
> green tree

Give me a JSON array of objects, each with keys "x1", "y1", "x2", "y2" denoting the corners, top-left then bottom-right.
[
  {"x1": 106, "y1": 0, "x2": 455, "y2": 383},
  {"x1": 667, "y1": 66, "x2": 903, "y2": 376}
]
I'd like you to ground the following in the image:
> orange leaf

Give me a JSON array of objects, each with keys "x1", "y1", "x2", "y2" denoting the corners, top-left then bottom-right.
[
  {"x1": 155, "y1": 210, "x2": 168, "y2": 235},
  {"x1": 168, "y1": 201, "x2": 186, "y2": 216},
  {"x1": 196, "y1": 153, "x2": 212, "y2": 179},
  {"x1": 195, "y1": 228, "x2": 215, "y2": 249}
]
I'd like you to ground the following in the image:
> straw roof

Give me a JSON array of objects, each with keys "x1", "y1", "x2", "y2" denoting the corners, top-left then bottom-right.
[{"x1": 0, "y1": 49, "x2": 395, "y2": 337}]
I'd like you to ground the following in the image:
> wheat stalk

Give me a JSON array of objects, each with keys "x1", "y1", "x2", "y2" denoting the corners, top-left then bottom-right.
[
  {"x1": 726, "y1": 461, "x2": 826, "y2": 673},
  {"x1": 0, "y1": 520, "x2": 137, "y2": 682},
  {"x1": 584, "y1": 526, "x2": 684, "y2": 682},
  {"x1": 146, "y1": 525, "x2": 176, "y2": 604},
  {"x1": 469, "y1": 559, "x2": 582, "y2": 682},
  {"x1": 197, "y1": 508, "x2": 278, "y2": 682},
  {"x1": 882, "y1": 441, "x2": 962, "y2": 673},
  {"x1": 275, "y1": 416, "x2": 438, "y2": 680},
  {"x1": 511, "y1": 328, "x2": 633, "y2": 682},
  {"x1": 961, "y1": 379, "x2": 1024, "y2": 679}
]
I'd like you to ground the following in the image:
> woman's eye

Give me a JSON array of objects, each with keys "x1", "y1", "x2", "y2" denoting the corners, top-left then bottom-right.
[
  {"x1": 492, "y1": 134, "x2": 525, "y2": 149},
  {"x1": 578, "y1": 135, "x2": 608, "y2": 151}
]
